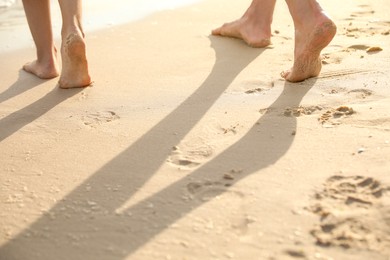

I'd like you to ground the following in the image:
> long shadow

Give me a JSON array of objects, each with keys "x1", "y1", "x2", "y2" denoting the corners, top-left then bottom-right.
[
  {"x1": 0, "y1": 81, "x2": 82, "y2": 142},
  {"x1": 118, "y1": 81, "x2": 315, "y2": 258},
  {"x1": 0, "y1": 37, "x2": 314, "y2": 260},
  {"x1": 0, "y1": 70, "x2": 46, "y2": 104},
  {"x1": 104, "y1": 81, "x2": 314, "y2": 260}
]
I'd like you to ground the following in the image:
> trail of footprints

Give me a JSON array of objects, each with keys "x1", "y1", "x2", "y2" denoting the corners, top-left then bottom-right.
[
  {"x1": 321, "y1": 3, "x2": 388, "y2": 73},
  {"x1": 309, "y1": 175, "x2": 390, "y2": 255},
  {"x1": 344, "y1": 4, "x2": 390, "y2": 37}
]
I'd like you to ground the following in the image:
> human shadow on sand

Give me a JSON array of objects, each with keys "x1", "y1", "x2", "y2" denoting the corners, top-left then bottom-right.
[
  {"x1": 0, "y1": 36, "x2": 315, "y2": 260},
  {"x1": 0, "y1": 70, "x2": 48, "y2": 104},
  {"x1": 0, "y1": 74, "x2": 81, "y2": 142}
]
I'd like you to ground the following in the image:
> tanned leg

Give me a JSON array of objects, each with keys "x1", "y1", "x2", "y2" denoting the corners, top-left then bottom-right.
[
  {"x1": 212, "y1": 0, "x2": 276, "y2": 48},
  {"x1": 22, "y1": 0, "x2": 59, "y2": 79},
  {"x1": 57, "y1": 0, "x2": 91, "y2": 88},
  {"x1": 281, "y1": 0, "x2": 336, "y2": 82}
]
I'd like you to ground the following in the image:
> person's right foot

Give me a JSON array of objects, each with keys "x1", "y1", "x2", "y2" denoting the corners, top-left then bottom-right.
[
  {"x1": 281, "y1": 15, "x2": 337, "y2": 82},
  {"x1": 58, "y1": 32, "x2": 91, "y2": 89}
]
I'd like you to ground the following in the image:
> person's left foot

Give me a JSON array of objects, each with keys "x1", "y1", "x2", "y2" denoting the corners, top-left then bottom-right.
[
  {"x1": 58, "y1": 33, "x2": 91, "y2": 89},
  {"x1": 212, "y1": 16, "x2": 272, "y2": 48},
  {"x1": 22, "y1": 47, "x2": 60, "y2": 79}
]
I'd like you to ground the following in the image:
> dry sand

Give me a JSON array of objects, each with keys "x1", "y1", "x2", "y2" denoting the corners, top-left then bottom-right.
[{"x1": 1, "y1": 0, "x2": 390, "y2": 259}]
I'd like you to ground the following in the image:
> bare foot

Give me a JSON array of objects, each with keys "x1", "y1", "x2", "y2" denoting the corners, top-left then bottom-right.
[
  {"x1": 212, "y1": 16, "x2": 272, "y2": 48},
  {"x1": 59, "y1": 33, "x2": 91, "y2": 89},
  {"x1": 22, "y1": 49, "x2": 59, "y2": 79},
  {"x1": 281, "y1": 14, "x2": 337, "y2": 82}
]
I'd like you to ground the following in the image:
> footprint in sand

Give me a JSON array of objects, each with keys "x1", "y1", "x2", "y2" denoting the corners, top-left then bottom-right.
[
  {"x1": 186, "y1": 176, "x2": 244, "y2": 202},
  {"x1": 259, "y1": 106, "x2": 324, "y2": 118},
  {"x1": 326, "y1": 86, "x2": 348, "y2": 95},
  {"x1": 318, "y1": 106, "x2": 355, "y2": 126},
  {"x1": 283, "y1": 106, "x2": 324, "y2": 118},
  {"x1": 185, "y1": 178, "x2": 253, "y2": 238},
  {"x1": 81, "y1": 111, "x2": 120, "y2": 127},
  {"x1": 309, "y1": 175, "x2": 390, "y2": 254},
  {"x1": 347, "y1": 88, "x2": 373, "y2": 99},
  {"x1": 326, "y1": 87, "x2": 374, "y2": 99},
  {"x1": 277, "y1": 105, "x2": 356, "y2": 126},
  {"x1": 186, "y1": 180, "x2": 226, "y2": 199},
  {"x1": 243, "y1": 80, "x2": 275, "y2": 95},
  {"x1": 167, "y1": 144, "x2": 214, "y2": 170}
]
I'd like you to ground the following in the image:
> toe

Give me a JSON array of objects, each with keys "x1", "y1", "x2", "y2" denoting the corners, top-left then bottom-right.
[
  {"x1": 280, "y1": 70, "x2": 289, "y2": 79},
  {"x1": 212, "y1": 27, "x2": 222, "y2": 35}
]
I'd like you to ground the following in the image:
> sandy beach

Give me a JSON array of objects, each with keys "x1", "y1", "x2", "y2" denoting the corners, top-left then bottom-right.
[{"x1": 1, "y1": 0, "x2": 390, "y2": 259}]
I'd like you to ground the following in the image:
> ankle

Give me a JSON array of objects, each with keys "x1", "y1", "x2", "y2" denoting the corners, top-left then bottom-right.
[
  {"x1": 61, "y1": 23, "x2": 85, "y2": 39},
  {"x1": 37, "y1": 46, "x2": 58, "y2": 66}
]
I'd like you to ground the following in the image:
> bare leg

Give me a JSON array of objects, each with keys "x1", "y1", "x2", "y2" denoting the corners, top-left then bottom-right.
[
  {"x1": 212, "y1": 0, "x2": 276, "y2": 48},
  {"x1": 57, "y1": 0, "x2": 91, "y2": 89},
  {"x1": 22, "y1": 0, "x2": 59, "y2": 79},
  {"x1": 281, "y1": 0, "x2": 336, "y2": 82}
]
